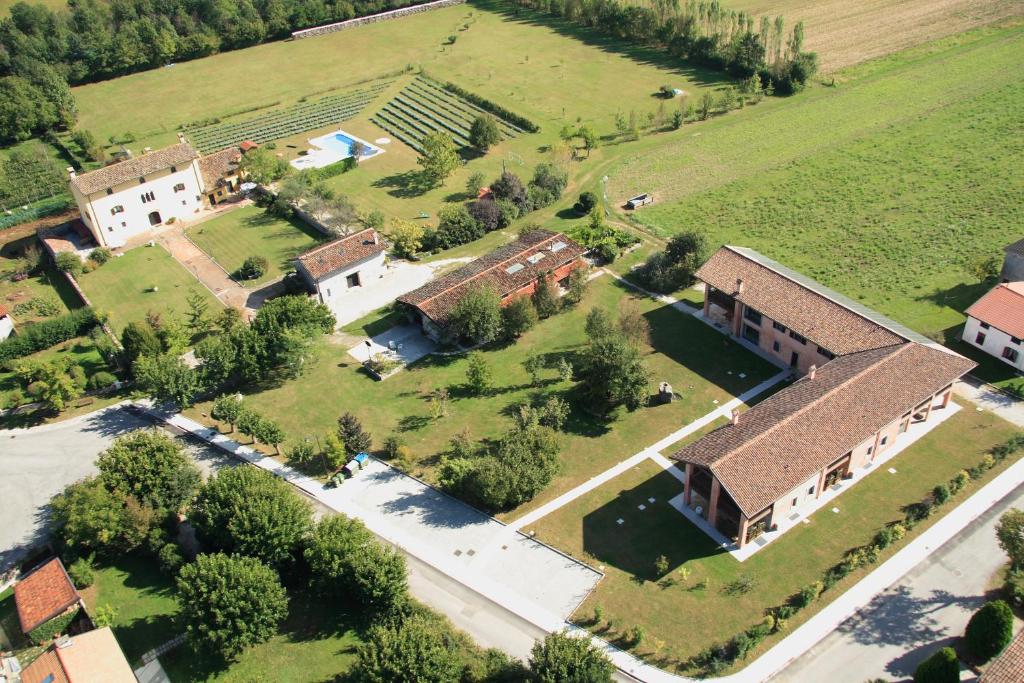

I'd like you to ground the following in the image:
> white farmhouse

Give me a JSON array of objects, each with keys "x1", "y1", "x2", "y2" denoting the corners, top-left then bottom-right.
[
  {"x1": 295, "y1": 228, "x2": 387, "y2": 323},
  {"x1": 0, "y1": 304, "x2": 13, "y2": 340},
  {"x1": 963, "y1": 281, "x2": 1024, "y2": 371},
  {"x1": 68, "y1": 135, "x2": 238, "y2": 249}
]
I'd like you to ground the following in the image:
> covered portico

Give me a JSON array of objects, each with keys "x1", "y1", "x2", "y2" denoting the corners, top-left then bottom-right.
[{"x1": 682, "y1": 464, "x2": 771, "y2": 549}]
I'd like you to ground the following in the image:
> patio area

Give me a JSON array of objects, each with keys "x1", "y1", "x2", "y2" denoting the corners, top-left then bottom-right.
[{"x1": 346, "y1": 323, "x2": 436, "y2": 367}]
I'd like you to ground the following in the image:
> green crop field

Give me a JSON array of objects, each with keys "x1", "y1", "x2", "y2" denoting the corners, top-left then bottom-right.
[{"x1": 608, "y1": 24, "x2": 1024, "y2": 342}]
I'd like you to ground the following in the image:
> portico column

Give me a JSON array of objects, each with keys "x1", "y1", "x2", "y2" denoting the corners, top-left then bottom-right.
[
  {"x1": 940, "y1": 390, "x2": 951, "y2": 409},
  {"x1": 683, "y1": 463, "x2": 693, "y2": 506},
  {"x1": 703, "y1": 284, "x2": 711, "y2": 317},
  {"x1": 707, "y1": 477, "x2": 721, "y2": 527},
  {"x1": 923, "y1": 397, "x2": 934, "y2": 422},
  {"x1": 731, "y1": 301, "x2": 743, "y2": 337},
  {"x1": 815, "y1": 468, "x2": 827, "y2": 499},
  {"x1": 737, "y1": 515, "x2": 749, "y2": 549}
]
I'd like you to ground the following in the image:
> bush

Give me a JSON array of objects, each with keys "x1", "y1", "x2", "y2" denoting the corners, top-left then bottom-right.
[
  {"x1": 0, "y1": 307, "x2": 98, "y2": 363},
  {"x1": 55, "y1": 252, "x2": 82, "y2": 275},
  {"x1": 67, "y1": 556, "x2": 95, "y2": 588},
  {"x1": 1002, "y1": 568, "x2": 1024, "y2": 606},
  {"x1": 88, "y1": 248, "x2": 112, "y2": 265},
  {"x1": 501, "y1": 296, "x2": 538, "y2": 339},
  {"x1": 158, "y1": 542, "x2": 184, "y2": 575},
  {"x1": 573, "y1": 191, "x2": 598, "y2": 215},
  {"x1": 87, "y1": 371, "x2": 117, "y2": 390},
  {"x1": 913, "y1": 647, "x2": 959, "y2": 683},
  {"x1": 28, "y1": 607, "x2": 80, "y2": 645},
  {"x1": 236, "y1": 255, "x2": 268, "y2": 280},
  {"x1": 964, "y1": 600, "x2": 1014, "y2": 662},
  {"x1": 932, "y1": 483, "x2": 951, "y2": 505},
  {"x1": 794, "y1": 581, "x2": 822, "y2": 608},
  {"x1": 594, "y1": 240, "x2": 619, "y2": 263}
]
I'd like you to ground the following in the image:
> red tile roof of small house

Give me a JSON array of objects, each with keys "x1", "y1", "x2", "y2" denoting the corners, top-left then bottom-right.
[
  {"x1": 0, "y1": 303, "x2": 9, "y2": 318},
  {"x1": 14, "y1": 558, "x2": 81, "y2": 634},
  {"x1": 18, "y1": 627, "x2": 135, "y2": 683},
  {"x1": 297, "y1": 228, "x2": 385, "y2": 281},
  {"x1": 240, "y1": 140, "x2": 259, "y2": 152},
  {"x1": 19, "y1": 649, "x2": 69, "y2": 683},
  {"x1": 981, "y1": 627, "x2": 1024, "y2": 683},
  {"x1": 966, "y1": 282, "x2": 1024, "y2": 340},
  {"x1": 396, "y1": 230, "x2": 585, "y2": 326},
  {"x1": 672, "y1": 342, "x2": 974, "y2": 518},
  {"x1": 69, "y1": 142, "x2": 199, "y2": 196},
  {"x1": 199, "y1": 147, "x2": 242, "y2": 188}
]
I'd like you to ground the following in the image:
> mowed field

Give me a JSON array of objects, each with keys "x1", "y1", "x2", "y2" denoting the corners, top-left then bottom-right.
[
  {"x1": 70, "y1": 0, "x2": 722, "y2": 152},
  {"x1": 609, "y1": 24, "x2": 1024, "y2": 339},
  {"x1": 728, "y1": 0, "x2": 1024, "y2": 71}
]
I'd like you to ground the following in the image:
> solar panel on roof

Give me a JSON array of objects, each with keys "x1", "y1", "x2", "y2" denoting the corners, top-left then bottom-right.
[
  {"x1": 527, "y1": 253, "x2": 545, "y2": 264},
  {"x1": 506, "y1": 263, "x2": 525, "y2": 274},
  {"x1": 550, "y1": 241, "x2": 567, "y2": 253}
]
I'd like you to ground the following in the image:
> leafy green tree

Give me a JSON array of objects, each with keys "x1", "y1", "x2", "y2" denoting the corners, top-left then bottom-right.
[
  {"x1": 563, "y1": 267, "x2": 589, "y2": 307},
  {"x1": 417, "y1": 131, "x2": 460, "y2": 186},
  {"x1": 185, "y1": 289, "x2": 211, "y2": 334},
  {"x1": 450, "y1": 285, "x2": 503, "y2": 344},
  {"x1": 466, "y1": 171, "x2": 486, "y2": 197},
  {"x1": 532, "y1": 276, "x2": 560, "y2": 318},
  {"x1": 997, "y1": 508, "x2": 1024, "y2": 570},
  {"x1": 913, "y1": 647, "x2": 959, "y2": 683},
  {"x1": 540, "y1": 396, "x2": 570, "y2": 431},
  {"x1": 969, "y1": 255, "x2": 1001, "y2": 283},
  {"x1": 578, "y1": 325, "x2": 650, "y2": 414},
  {"x1": 350, "y1": 611, "x2": 466, "y2": 683},
  {"x1": 133, "y1": 354, "x2": 198, "y2": 408},
  {"x1": 523, "y1": 353, "x2": 544, "y2": 385},
  {"x1": 469, "y1": 115, "x2": 501, "y2": 152},
  {"x1": 430, "y1": 204, "x2": 484, "y2": 250},
  {"x1": 211, "y1": 394, "x2": 244, "y2": 432},
  {"x1": 529, "y1": 631, "x2": 614, "y2": 682},
  {"x1": 253, "y1": 416, "x2": 286, "y2": 454},
  {"x1": 195, "y1": 335, "x2": 238, "y2": 389},
  {"x1": 465, "y1": 351, "x2": 493, "y2": 395},
  {"x1": 386, "y1": 218, "x2": 425, "y2": 259},
  {"x1": 463, "y1": 424, "x2": 561, "y2": 510},
  {"x1": 323, "y1": 432, "x2": 347, "y2": 472},
  {"x1": 578, "y1": 125, "x2": 598, "y2": 157},
  {"x1": 176, "y1": 553, "x2": 288, "y2": 661},
  {"x1": 50, "y1": 478, "x2": 150, "y2": 558},
  {"x1": 305, "y1": 515, "x2": 410, "y2": 616},
  {"x1": 965, "y1": 600, "x2": 1014, "y2": 662},
  {"x1": 502, "y1": 296, "x2": 538, "y2": 339},
  {"x1": 191, "y1": 467, "x2": 312, "y2": 574},
  {"x1": 21, "y1": 357, "x2": 82, "y2": 411},
  {"x1": 97, "y1": 429, "x2": 201, "y2": 512},
  {"x1": 337, "y1": 412, "x2": 372, "y2": 454},
  {"x1": 239, "y1": 147, "x2": 290, "y2": 185},
  {"x1": 573, "y1": 192, "x2": 598, "y2": 215},
  {"x1": 55, "y1": 251, "x2": 82, "y2": 276}
]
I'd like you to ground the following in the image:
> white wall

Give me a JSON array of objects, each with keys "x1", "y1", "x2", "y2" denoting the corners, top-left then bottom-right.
[
  {"x1": 313, "y1": 252, "x2": 387, "y2": 324},
  {"x1": 963, "y1": 315, "x2": 1024, "y2": 371},
  {"x1": 0, "y1": 315, "x2": 13, "y2": 340},
  {"x1": 772, "y1": 472, "x2": 821, "y2": 522},
  {"x1": 73, "y1": 161, "x2": 206, "y2": 248}
]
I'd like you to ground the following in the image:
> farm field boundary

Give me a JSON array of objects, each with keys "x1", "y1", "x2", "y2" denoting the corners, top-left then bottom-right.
[{"x1": 292, "y1": 0, "x2": 466, "y2": 39}]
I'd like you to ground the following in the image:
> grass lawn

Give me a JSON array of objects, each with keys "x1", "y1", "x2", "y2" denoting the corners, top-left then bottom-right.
[
  {"x1": 530, "y1": 402, "x2": 1021, "y2": 673},
  {"x1": 160, "y1": 591, "x2": 362, "y2": 683},
  {"x1": 186, "y1": 206, "x2": 324, "y2": 286},
  {"x1": 610, "y1": 24, "x2": 1024, "y2": 341},
  {"x1": 79, "y1": 556, "x2": 180, "y2": 667},
  {"x1": 188, "y1": 275, "x2": 776, "y2": 519},
  {"x1": 0, "y1": 336, "x2": 110, "y2": 395},
  {"x1": 77, "y1": 244, "x2": 222, "y2": 335}
]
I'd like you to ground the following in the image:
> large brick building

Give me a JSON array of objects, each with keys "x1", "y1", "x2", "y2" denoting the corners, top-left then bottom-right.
[
  {"x1": 673, "y1": 246, "x2": 975, "y2": 549},
  {"x1": 397, "y1": 229, "x2": 584, "y2": 342}
]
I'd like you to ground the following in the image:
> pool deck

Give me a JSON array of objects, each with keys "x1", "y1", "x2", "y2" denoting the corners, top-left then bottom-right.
[{"x1": 290, "y1": 129, "x2": 385, "y2": 170}]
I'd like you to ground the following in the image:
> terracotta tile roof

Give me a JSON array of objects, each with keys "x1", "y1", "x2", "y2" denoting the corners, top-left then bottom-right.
[
  {"x1": 397, "y1": 230, "x2": 585, "y2": 325},
  {"x1": 1004, "y1": 238, "x2": 1024, "y2": 256},
  {"x1": 297, "y1": 228, "x2": 385, "y2": 280},
  {"x1": 697, "y1": 246, "x2": 923, "y2": 355},
  {"x1": 14, "y1": 558, "x2": 81, "y2": 633},
  {"x1": 19, "y1": 649, "x2": 69, "y2": 683},
  {"x1": 198, "y1": 147, "x2": 242, "y2": 189},
  {"x1": 70, "y1": 142, "x2": 199, "y2": 196},
  {"x1": 672, "y1": 342, "x2": 975, "y2": 517},
  {"x1": 55, "y1": 627, "x2": 137, "y2": 683},
  {"x1": 0, "y1": 303, "x2": 9, "y2": 317},
  {"x1": 981, "y1": 627, "x2": 1024, "y2": 683},
  {"x1": 966, "y1": 283, "x2": 1024, "y2": 340}
]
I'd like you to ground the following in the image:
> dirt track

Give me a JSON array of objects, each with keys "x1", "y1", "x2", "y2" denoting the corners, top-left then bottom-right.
[{"x1": 727, "y1": 0, "x2": 1023, "y2": 71}]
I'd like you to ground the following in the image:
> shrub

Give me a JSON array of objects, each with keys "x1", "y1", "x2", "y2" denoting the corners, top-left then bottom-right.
[
  {"x1": 950, "y1": 469, "x2": 971, "y2": 493},
  {"x1": 573, "y1": 191, "x2": 598, "y2": 215},
  {"x1": 88, "y1": 248, "x2": 112, "y2": 265},
  {"x1": 55, "y1": 252, "x2": 82, "y2": 275},
  {"x1": 237, "y1": 255, "x2": 268, "y2": 280},
  {"x1": 594, "y1": 240, "x2": 619, "y2": 263},
  {"x1": 337, "y1": 412, "x2": 372, "y2": 454},
  {"x1": 1003, "y1": 568, "x2": 1024, "y2": 606},
  {"x1": 67, "y1": 556, "x2": 95, "y2": 588},
  {"x1": 469, "y1": 115, "x2": 501, "y2": 152},
  {"x1": 158, "y1": 542, "x2": 185, "y2": 575},
  {"x1": 468, "y1": 198, "x2": 501, "y2": 232},
  {"x1": 0, "y1": 308, "x2": 98, "y2": 363},
  {"x1": 794, "y1": 581, "x2": 822, "y2": 608},
  {"x1": 28, "y1": 607, "x2": 80, "y2": 644},
  {"x1": 964, "y1": 600, "x2": 1014, "y2": 662},
  {"x1": 932, "y1": 483, "x2": 951, "y2": 505},
  {"x1": 87, "y1": 371, "x2": 117, "y2": 390},
  {"x1": 913, "y1": 647, "x2": 959, "y2": 683}
]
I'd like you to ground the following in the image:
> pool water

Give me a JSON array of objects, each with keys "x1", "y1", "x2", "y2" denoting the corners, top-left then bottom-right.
[{"x1": 318, "y1": 132, "x2": 376, "y2": 158}]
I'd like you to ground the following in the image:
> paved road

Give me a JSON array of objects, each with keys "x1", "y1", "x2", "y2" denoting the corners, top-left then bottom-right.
[{"x1": 772, "y1": 481, "x2": 1024, "y2": 683}]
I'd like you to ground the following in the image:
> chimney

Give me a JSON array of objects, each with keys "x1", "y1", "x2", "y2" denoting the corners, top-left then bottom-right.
[
  {"x1": 731, "y1": 408, "x2": 740, "y2": 425},
  {"x1": 736, "y1": 278, "x2": 745, "y2": 294},
  {"x1": 372, "y1": 231, "x2": 379, "y2": 245},
  {"x1": 66, "y1": 166, "x2": 76, "y2": 179},
  {"x1": 808, "y1": 364, "x2": 817, "y2": 380},
  {"x1": 177, "y1": 132, "x2": 186, "y2": 144}
]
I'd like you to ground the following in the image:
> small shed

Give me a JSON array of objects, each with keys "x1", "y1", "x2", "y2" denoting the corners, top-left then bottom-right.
[{"x1": 626, "y1": 193, "x2": 654, "y2": 210}]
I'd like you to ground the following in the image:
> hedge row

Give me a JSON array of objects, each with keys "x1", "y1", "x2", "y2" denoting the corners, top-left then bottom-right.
[
  {"x1": 28, "y1": 607, "x2": 80, "y2": 645},
  {"x1": 440, "y1": 81, "x2": 540, "y2": 133},
  {"x1": 691, "y1": 432, "x2": 1024, "y2": 676},
  {"x1": 303, "y1": 157, "x2": 354, "y2": 182},
  {"x1": 0, "y1": 307, "x2": 98, "y2": 363}
]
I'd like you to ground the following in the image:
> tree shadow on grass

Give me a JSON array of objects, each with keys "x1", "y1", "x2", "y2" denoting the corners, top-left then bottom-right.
[
  {"x1": 372, "y1": 170, "x2": 433, "y2": 199},
  {"x1": 581, "y1": 469, "x2": 721, "y2": 581}
]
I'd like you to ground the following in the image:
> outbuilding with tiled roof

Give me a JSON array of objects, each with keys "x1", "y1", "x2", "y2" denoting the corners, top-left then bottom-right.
[
  {"x1": 981, "y1": 627, "x2": 1024, "y2": 683},
  {"x1": 963, "y1": 281, "x2": 1024, "y2": 372},
  {"x1": 295, "y1": 228, "x2": 388, "y2": 326},
  {"x1": 14, "y1": 557, "x2": 83, "y2": 635}
]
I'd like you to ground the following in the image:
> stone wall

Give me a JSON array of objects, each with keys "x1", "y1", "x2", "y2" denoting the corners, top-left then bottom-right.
[{"x1": 291, "y1": 0, "x2": 466, "y2": 40}]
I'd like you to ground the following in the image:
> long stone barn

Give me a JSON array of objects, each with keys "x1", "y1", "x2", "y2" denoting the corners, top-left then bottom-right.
[
  {"x1": 673, "y1": 246, "x2": 976, "y2": 549},
  {"x1": 396, "y1": 229, "x2": 585, "y2": 343}
]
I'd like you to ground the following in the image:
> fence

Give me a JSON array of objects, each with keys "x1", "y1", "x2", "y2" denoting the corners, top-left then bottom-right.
[{"x1": 291, "y1": 0, "x2": 466, "y2": 39}]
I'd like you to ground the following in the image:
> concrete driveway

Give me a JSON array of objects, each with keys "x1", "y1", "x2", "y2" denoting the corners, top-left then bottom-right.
[{"x1": 0, "y1": 406, "x2": 236, "y2": 571}]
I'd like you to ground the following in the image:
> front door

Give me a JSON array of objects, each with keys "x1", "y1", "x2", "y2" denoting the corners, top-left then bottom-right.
[
  {"x1": 790, "y1": 351, "x2": 799, "y2": 368},
  {"x1": 148, "y1": 211, "x2": 162, "y2": 226}
]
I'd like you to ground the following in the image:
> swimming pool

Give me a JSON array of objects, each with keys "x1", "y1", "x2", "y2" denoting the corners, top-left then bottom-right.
[{"x1": 290, "y1": 129, "x2": 384, "y2": 170}]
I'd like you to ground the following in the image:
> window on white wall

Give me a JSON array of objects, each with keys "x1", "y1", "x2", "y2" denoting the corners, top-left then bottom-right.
[
  {"x1": 141, "y1": 191, "x2": 155, "y2": 203},
  {"x1": 976, "y1": 332, "x2": 986, "y2": 345},
  {"x1": 110, "y1": 205, "x2": 124, "y2": 215},
  {"x1": 174, "y1": 183, "x2": 186, "y2": 192}
]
